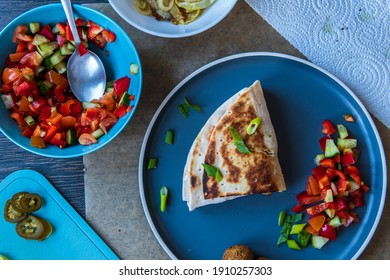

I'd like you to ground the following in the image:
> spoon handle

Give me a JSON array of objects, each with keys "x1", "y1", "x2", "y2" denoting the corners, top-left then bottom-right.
[{"x1": 61, "y1": 0, "x2": 81, "y2": 46}]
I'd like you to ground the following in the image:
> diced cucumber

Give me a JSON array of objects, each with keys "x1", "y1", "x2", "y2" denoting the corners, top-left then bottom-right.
[
  {"x1": 60, "y1": 42, "x2": 75, "y2": 55},
  {"x1": 287, "y1": 239, "x2": 301, "y2": 250},
  {"x1": 32, "y1": 34, "x2": 50, "y2": 46},
  {"x1": 314, "y1": 153, "x2": 325, "y2": 165},
  {"x1": 91, "y1": 128, "x2": 104, "y2": 139},
  {"x1": 311, "y1": 235, "x2": 329, "y2": 249},
  {"x1": 324, "y1": 139, "x2": 340, "y2": 158},
  {"x1": 51, "y1": 24, "x2": 59, "y2": 34},
  {"x1": 82, "y1": 102, "x2": 102, "y2": 109},
  {"x1": 329, "y1": 215, "x2": 343, "y2": 228},
  {"x1": 324, "y1": 189, "x2": 333, "y2": 203},
  {"x1": 37, "y1": 42, "x2": 58, "y2": 58},
  {"x1": 130, "y1": 62, "x2": 139, "y2": 75},
  {"x1": 81, "y1": 28, "x2": 88, "y2": 41},
  {"x1": 118, "y1": 91, "x2": 131, "y2": 108},
  {"x1": 24, "y1": 115, "x2": 35, "y2": 126},
  {"x1": 66, "y1": 129, "x2": 77, "y2": 145},
  {"x1": 43, "y1": 57, "x2": 53, "y2": 70},
  {"x1": 348, "y1": 180, "x2": 360, "y2": 192},
  {"x1": 54, "y1": 61, "x2": 67, "y2": 74},
  {"x1": 29, "y1": 22, "x2": 40, "y2": 34},
  {"x1": 34, "y1": 65, "x2": 45, "y2": 77},
  {"x1": 49, "y1": 50, "x2": 66, "y2": 66},
  {"x1": 106, "y1": 80, "x2": 114, "y2": 93},
  {"x1": 325, "y1": 208, "x2": 336, "y2": 218},
  {"x1": 337, "y1": 138, "x2": 357, "y2": 151},
  {"x1": 337, "y1": 124, "x2": 348, "y2": 139}
]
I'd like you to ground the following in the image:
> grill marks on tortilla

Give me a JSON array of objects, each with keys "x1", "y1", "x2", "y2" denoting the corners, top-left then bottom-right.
[{"x1": 202, "y1": 91, "x2": 277, "y2": 199}]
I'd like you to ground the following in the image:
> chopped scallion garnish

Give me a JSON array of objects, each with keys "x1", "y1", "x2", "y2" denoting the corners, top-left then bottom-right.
[
  {"x1": 228, "y1": 126, "x2": 251, "y2": 154},
  {"x1": 202, "y1": 163, "x2": 223, "y2": 182},
  {"x1": 147, "y1": 158, "x2": 158, "y2": 169},
  {"x1": 165, "y1": 129, "x2": 174, "y2": 145},
  {"x1": 246, "y1": 117, "x2": 262, "y2": 135},
  {"x1": 178, "y1": 98, "x2": 201, "y2": 118},
  {"x1": 160, "y1": 186, "x2": 168, "y2": 212}
]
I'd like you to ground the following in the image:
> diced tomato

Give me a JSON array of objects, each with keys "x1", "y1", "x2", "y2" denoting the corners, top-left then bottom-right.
[
  {"x1": 312, "y1": 166, "x2": 326, "y2": 181},
  {"x1": 9, "y1": 51, "x2": 29, "y2": 62},
  {"x1": 334, "y1": 169, "x2": 347, "y2": 181},
  {"x1": 70, "y1": 100, "x2": 82, "y2": 115},
  {"x1": 325, "y1": 168, "x2": 336, "y2": 180},
  {"x1": 2, "y1": 68, "x2": 21, "y2": 84},
  {"x1": 87, "y1": 25, "x2": 103, "y2": 40},
  {"x1": 78, "y1": 133, "x2": 97, "y2": 145},
  {"x1": 45, "y1": 70, "x2": 68, "y2": 87},
  {"x1": 19, "y1": 51, "x2": 42, "y2": 66},
  {"x1": 57, "y1": 34, "x2": 67, "y2": 47},
  {"x1": 322, "y1": 119, "x2": 336, "y2": 135},
  {"x1": 65, "y1": 25, "x2": 74, "y2": 41},
  {"x1": 12, "y1": 25, "x2": 33, "y2": 42},
  {"x1": 59, "y1": 99, "x2": 75, "y2": 116},
  {"x1": 75, "y1": 18, "x2": 86, "y2": 26},
  {"x1": 16, "y1": 41, "x2": 26, "y2": 52},
  {"x1": 29, "y1": 98, "x2": 46, "y2": 113},
  {"x1": 333, "y1": 153, "x2": 340, "y2": 163},
  {"x1": 30, "y1": 135, "x2": 45, "y2": 148},
  {"x1": 56, "y1": 22, "x2": 67, "y2": 35},
  {"x1": 306, "y1": 202, "x2": 328, "y2": 216},
  {"x1": 92, "y1": 34, "x2": 107, "y2": 49},
  {"x1": 1, "y1": 83, "x2": 13, "y2": 93},
  {"x1": 39, "y1": 24, "x2": 55, "y2": 41},
  {"x1": 60, "y1": 116, "x2": 77, "y2": 130},
  {"x1": 53, "y1": 85, "x2": 66, "y2": 102},
  {"x1": 337, "y1": 179, "x2": 349, "y2": 196},
  {"x1": 319, "y1": 224, "x2": 337, "y2": 240},
  {"x1": 39, "y1": 106, "x2": 52, "y2": 122},
  {"x1": 21, "y1": 126, "x2": 34, "y2": 138},
  {"x1": 102, "y1": 29, "x2": 116, "y2": 42},
  {"x1": 16, "y1": 81, "x2": 35, "y2": 97},
  {"x1": 343, "y1": 165, "x2": 360, "y2": 175}
]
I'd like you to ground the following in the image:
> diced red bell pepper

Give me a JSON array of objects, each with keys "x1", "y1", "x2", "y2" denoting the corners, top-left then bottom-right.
[
  {"x1": 113, "y1": 76, "x2": 130, "y2": 95},
  {"x1": 59, "y1": 99, "x2": 75, "y2": 116},
  {"x1": 296, "y1": 191, "x2": 322, "y2": 205},
  {"x1": 343, "y1": 165, "x2": 360, "y2": 175},
  {"x1": 16, "y1": 41, "x2": 26, "y2": 52},
  {"x1": 322, "y1": 119, "x2": 336, "y2": 135},
  {"x1": 113, "y1": 104, "x2": 127, "y2": 118},
  {"x1": 54, "y1": 85, "x2": 66, "y2": 102},
  {"x1": 335, "y1": 197, "x2": 349, "y2": 211},
  {"x1": 337, "y1": 211, "x2": 356, "y2": 227},
  {"x1": 334, "y1": 169, "x2": 347, "y2": 181},
  {"x1": 333, "y1": 153, "x2": 340, "y2": 163},
  {"x1": 337, "y1": 179, "x2": 349, "y2": 196},
  {"x1": 75, "y1": 18, "x2": 86, "y2": 26},
  {"x1": 360, "y1": 183, "x2": 369, "y2": 192},
  {"x1": 50, "y1": 132, "x2": 66, "y2": 148},
  {"x1": 325, "y1": 167, "x2": 336, "y2": 180},
  {"x1": 341, "y1": 152, "x2": 355, "y2": 166},
  {"x1": 306, "y1": 175, "x2": 321, "y2": 196},
  {"x1": 43, "y1": 125, "x2": 58, "y2": 143},
  {"x1": 319, "y1": 158, "x2": 335, "y2": 168},
  {"x1": 349, "y1": 173, "x2": 362, "y2": 185},
  {"x1": 10, "y1": 111, "x2": 26, "y2": 126},
  {"x1": 2, "y1": 83, "x2": 13, "y2": 93},
  {"x1": 70, "y1": 100, "x2": 82, "y2": 115},
  {"x1": 92, "y1": 34, "x2": 107, "y2": 49},
  {"x1": 292, "y1": 203, "x2": 305, "y2": 213},
  {"x1": 306, "y1": 202, "x2": 328, "y2": 216},
  {"x1": 39, "y1": 24, "x2": 55, "y2": 41},
  {"x1": 312, "y1": 165, "x2": 326, "y2": 180},
  {"x1": 21, "y1": 126, "x2": 34, "y2": 138},
  {"x1": 319, "y1": 224, "x2": 337, "y2": 240}
]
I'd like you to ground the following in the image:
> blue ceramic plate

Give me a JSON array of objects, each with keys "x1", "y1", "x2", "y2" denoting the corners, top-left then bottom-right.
[
  {"x1": 0, "y1": 4, "x2": 142, "y2": 158},
  {"x1": 139, "y1": 53, "x2": 386, "y2": 260},
  {"x1": 0, "y1": 170, "x2": 118, "y2": 260}
]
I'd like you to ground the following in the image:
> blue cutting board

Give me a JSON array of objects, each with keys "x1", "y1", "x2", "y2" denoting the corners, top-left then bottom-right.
[{"x1": 0, "y1": 170, "x2": 118, "y2": 260}]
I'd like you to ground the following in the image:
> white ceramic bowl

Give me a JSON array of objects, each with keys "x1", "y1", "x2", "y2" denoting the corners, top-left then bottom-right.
[{"x1": 108, "y1": 0, "x2": 237, "y2": 38}]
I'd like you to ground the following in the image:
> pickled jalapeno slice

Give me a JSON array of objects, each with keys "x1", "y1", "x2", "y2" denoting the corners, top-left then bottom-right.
[
  {"x1": 4, "y1": 200, "x2": 27, "y2": 223},
  {"x1": 19, "y1": 193, "x2": 43, "y2": 212}
]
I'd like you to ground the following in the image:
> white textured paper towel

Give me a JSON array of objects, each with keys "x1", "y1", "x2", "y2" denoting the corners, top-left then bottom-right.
[{"x1": 245, "y1": 0, "x2": 390, "y2": 128}]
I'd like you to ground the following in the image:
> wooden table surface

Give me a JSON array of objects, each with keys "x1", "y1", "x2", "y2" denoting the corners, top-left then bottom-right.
[{"x1": 1, "y1": 0, "x2": 389, "y2": 260}]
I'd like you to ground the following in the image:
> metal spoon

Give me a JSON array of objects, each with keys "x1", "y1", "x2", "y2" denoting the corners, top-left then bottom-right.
[{"x1": 61, "y1": 0, "x2": 106, "y2": 102}]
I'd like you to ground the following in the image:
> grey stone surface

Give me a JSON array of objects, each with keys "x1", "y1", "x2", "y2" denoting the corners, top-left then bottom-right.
[{"x1": 84, "y1": 1, "x2": 390, "y2": 260}]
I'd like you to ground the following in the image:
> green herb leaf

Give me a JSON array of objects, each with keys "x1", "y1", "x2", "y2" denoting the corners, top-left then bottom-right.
[
  {"x1": 228, "y1": 126, "x2": 251, "y2": 154},
  {"x1": 202, "y1": 163, "x2": 223, "y2": 182}
]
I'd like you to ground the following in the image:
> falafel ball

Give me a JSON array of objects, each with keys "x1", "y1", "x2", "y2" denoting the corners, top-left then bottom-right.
[{"x1": 222, "y1": 244, "x2": 254, "y2": 260}]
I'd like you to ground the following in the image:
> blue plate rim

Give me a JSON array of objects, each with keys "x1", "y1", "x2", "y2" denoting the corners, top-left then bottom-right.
[{"x1": 138, "y1": 51, "x2": 387, "y2": 260}]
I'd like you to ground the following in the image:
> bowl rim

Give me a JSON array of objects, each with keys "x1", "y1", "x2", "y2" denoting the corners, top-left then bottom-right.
[
  {"x1": 0, "y1": 3, "x2": 143, "y2": 158},
  {"x1": 108, "y1": 0, "x2": 238, "y2": 38}
]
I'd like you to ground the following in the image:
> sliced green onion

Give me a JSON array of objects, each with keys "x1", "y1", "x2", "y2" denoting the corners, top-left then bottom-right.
[
  {"x1": 297, "y1": 230, "x2": 311, "y2": 248},
  {"x1": 285, "y1": 213, "x2": 303, "y2": 223},
  {"x1": 0, "y1": 254, "x2": 10, "y2": 260},
  {"x1": 246, "y1": 117, "x2": 262, "y2": 135},
  {"x1": 165, "y1": 129, "x2": 174, "y2": 145},
  {"x1": 202, "y1": 163, "x2": 223, "y2": 182},
  {"x1": 278, "y1": 210, "x2": 286, "y2": 227},
  {"x1": 287, "y1": 239, "x2": 301, "y2": 250},
  {"x1": 184, "y1": 97, "x2": 201, "y2": 111},
  {"x1": 228, "y1": 126, "x2": 251, "y2": 154},
  {"x1": 147, "y1": 158, "x2": 158, "y2": 169},
  {"x1": 160, "y1": 186, "x2": 168, "y2": 212},
  {"x1": 277, "y1": 222, "x2": 291, "y2": 246},
  {"x1": 178, "y1": 104, "x2": 190, "y2": 118},
  {"x1": 290, "y1": 223, "x2": 306, "y2": 235}
]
